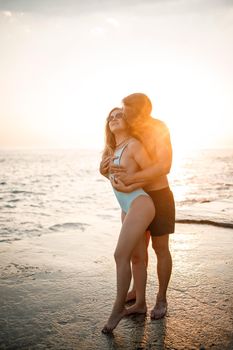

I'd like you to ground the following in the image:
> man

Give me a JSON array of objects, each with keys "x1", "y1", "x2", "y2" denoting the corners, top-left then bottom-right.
[{"x1": 100, "y1": 93, "x2": 175, "y2": 319}]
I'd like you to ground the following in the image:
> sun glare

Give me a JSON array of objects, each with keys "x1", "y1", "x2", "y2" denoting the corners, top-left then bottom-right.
[{"x1": 0, "y1": 6, "x2": 232, "y2": 150}]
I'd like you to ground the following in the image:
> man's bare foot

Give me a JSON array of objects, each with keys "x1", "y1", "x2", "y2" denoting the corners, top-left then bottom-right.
[
  {"x1": 126, "y1": 303, "x2": 147, "y2": 315},
  {"x1": 101, "y1": 308, "x2": 127, "y2": 334},
  {"x1": 125, "y1": 290, "x2": 136, "y2": 303},
  {"x1": 150, "y1": 300, "x2": 167, "y2": 320}
]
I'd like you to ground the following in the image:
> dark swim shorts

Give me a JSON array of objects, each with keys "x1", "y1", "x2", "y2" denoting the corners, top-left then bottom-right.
[{"x1": 147, "y1": 187, "x2": 175, "y2": 236}]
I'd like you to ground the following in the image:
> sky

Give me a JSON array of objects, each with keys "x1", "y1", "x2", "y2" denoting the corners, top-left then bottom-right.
[{"x1": 0, "y1": 0, "x2": 233, "y2": 151}]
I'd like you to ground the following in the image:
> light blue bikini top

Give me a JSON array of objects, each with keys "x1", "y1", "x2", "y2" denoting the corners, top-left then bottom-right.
[{"x1": 113, "y1": 142, "x2": 129, "y2": 167}]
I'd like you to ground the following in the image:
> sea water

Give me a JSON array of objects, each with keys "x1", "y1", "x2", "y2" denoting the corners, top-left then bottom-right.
[{"x1": 0, "y1": 148, "x2": 232, "y2": 243}]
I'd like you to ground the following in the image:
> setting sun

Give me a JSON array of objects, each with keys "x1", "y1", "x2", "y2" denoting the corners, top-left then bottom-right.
[{"x1": 0, "y1": 2, "x2": 232, "y2": 150}]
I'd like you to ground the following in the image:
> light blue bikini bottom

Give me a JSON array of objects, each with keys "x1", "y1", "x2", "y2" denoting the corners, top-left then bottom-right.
[{"x1": 113, "y1": 188, "x2": 149, "y2": 213}]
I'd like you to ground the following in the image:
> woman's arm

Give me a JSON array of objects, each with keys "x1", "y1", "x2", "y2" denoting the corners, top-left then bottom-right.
[{"x1": 99, "y1": 156, "x2": 112, "y2": 178}]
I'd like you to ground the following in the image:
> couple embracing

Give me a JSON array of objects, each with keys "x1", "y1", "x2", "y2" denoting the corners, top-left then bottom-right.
[{"x1": 99, "y1": 93, "x2": 175, "y2": 334}]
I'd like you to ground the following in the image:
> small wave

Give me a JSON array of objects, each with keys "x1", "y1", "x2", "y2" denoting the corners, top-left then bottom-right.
[
  {"x1": 49, "y1": 222, "x2": 90, "y2": 231},
  {"x1": 11, "y1": 190, "x2": 45, "y2": 195},
  {"x1": 0, "y1": 237, "x2": 21, "y2": 243},
  {"x1": 0, "y1": 181, "x2": 6, "y2": 185},
  {"x1": 8, "y1": 199, "x2": 20, "y2": 203},
  {"x1": 216, "y1": 186, "x2": 231, "y2": 191},
  {"x1": 12, "y1": 190, "x2": 33, "y2": 194},
  {"x1": 176, "y1": 219, "x2": 233, "y2": 229},
  {"x1": 179, "y1": 199, "x2": 213, "y2": 205},
  {"x1": 97, "y1": 214, "x2": 114, "y2": 219},
  {"x1": 4, "y1": 204, "x2": 16, "y2": 208}
]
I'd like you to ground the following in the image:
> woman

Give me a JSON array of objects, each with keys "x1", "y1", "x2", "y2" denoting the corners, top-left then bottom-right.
[
  {"x1": 101, "y1": 107, "x2": 155, "y2": 334},
  {"x1": 107, "y1": 93, "x2": 175, "y2": 320}
]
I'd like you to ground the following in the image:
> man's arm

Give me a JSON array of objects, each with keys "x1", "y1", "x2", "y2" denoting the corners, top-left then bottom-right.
[
  {"x1": 111, "y1": 139, "x2": 154, "y2": 192},
  {"x1": 113, "y1": 121, "x2": 172, "y2": 185},
  {"x1": 131, "y1": 139, "x2": 172, "y2": 183},
  {"x1": 110, "y1": 177, "x2": 147, "y2": 193}
]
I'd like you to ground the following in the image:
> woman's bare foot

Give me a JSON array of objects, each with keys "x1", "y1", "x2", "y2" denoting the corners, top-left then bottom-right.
[
  {"x1": 125, "y1": 289, "x2": 136, "y2": 303},
  {"x1": 126, "y1": 302, "x2": 147, "y2": 315},
  {"x1": 150, "y1": 299, "x2": 167, "y2": 320},
  {"x1": 101, "y1": 307, "x2": 127, "y2": 334}
]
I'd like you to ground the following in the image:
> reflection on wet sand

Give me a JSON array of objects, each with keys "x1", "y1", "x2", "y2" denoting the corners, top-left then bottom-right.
[{"x1": 0, "y1": 223, "x2": 233, "y2": 349}]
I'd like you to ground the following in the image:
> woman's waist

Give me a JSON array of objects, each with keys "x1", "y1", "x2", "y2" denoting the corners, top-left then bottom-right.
[{"x1": 113, "y1": 187, "x2": 147, "y2": 196}]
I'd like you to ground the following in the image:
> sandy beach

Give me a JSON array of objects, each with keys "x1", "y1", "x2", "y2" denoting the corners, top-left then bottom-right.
[{"x1": 0, "y1": 223, "x2": 233, "y2": 350}]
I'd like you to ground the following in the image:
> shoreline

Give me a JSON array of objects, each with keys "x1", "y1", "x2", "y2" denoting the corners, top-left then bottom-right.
[
  {"x1": 0, "y1": 223, "x2": 233, "y2": 349},
  {"x1": 175, "y1": 219, "x2": 233, "y2": 229}
]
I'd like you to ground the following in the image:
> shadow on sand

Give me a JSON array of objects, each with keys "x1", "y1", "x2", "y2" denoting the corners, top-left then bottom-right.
[{"x1": 103, "y1": 313, "x2": 167, "y2": 349}]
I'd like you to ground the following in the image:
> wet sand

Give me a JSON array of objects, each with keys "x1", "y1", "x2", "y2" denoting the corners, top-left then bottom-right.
[{"x1": 0, "y1": 223, "x2": 233, "y2": 350}]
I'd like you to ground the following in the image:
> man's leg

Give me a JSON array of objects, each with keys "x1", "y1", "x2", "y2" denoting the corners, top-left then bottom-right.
[{"x1": 151, "y1": 234, "x2": 172, "y2": 319}]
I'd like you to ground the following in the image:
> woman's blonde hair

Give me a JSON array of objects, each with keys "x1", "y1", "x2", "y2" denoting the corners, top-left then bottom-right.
[{"x1": 102, "y1": 107, "x2": 127, "y2": 157}]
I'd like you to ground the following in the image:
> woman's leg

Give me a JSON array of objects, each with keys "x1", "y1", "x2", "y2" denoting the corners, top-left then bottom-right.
[
  {"x1": 125, "y1": 234, "x2": 147, "y2": 314},
  {"x1": 121, "y1": 211, "x2": 137, "y2": 303},
  {"x1": 102, "y1": 196, "x2": 155, "y2": 333},
  {"x1": 121, "y1": 210, "x2": 137, "y2": 303},
  {"x1": 126, "y1": 231, "x2": 150, "y2": 303}
]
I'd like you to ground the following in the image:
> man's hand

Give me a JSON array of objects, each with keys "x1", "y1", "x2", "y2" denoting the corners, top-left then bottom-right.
[
  {"x1": 113, "y1": 172, "x2": 134, "y2": 186},
  {"x1": 110, "y1": 177, "x2": 133, "y2": 193},
  {"x1": 109, "y1": 161, "x2": 136, "y2": 186}
]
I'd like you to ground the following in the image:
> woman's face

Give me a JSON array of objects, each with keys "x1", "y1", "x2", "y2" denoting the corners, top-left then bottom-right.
[{"x1": 107, "y1": 109, "x2": 128, "y2": 134}]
